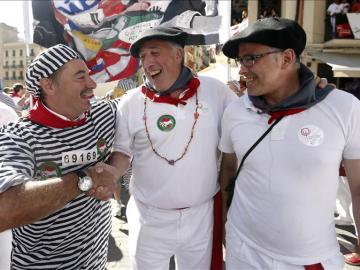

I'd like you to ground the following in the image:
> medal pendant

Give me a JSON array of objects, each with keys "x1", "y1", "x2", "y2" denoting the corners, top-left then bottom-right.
[{"x1": 168, "y1": 160, "x2": 175, "y2": 165}]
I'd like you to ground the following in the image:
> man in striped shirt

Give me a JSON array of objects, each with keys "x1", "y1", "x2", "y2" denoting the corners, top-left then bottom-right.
[{"x1": 0, "y1": 44, "x2": 122, "y2": 269}]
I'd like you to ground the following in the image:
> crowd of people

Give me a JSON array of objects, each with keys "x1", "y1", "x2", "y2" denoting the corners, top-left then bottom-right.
[{"x1": 1, "y1": 16, "x2": 360, "y2": 270}]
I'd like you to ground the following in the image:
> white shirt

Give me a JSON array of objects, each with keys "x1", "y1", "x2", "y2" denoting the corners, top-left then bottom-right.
[
  {"x1": 327, "y1": 3, "x2": 343, "y2": 16},
  {"x1": 114, "y1": 76, "x2": 237, "y2": 209},
  {"x1": 219, "y1": 90, "x2": 360, "y2": 264}
]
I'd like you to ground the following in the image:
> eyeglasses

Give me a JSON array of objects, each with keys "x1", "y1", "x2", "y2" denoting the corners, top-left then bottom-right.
[{"x1": 235, "y1": 50, "x2": 283, "y2": 68}]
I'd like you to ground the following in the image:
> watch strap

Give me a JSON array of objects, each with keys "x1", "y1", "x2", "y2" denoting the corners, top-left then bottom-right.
[{"x1": 75, "y1": 170, "x2": 87, "y2": 178}]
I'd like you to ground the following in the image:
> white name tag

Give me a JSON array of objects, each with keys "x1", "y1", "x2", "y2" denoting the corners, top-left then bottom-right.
[{"x1": 62, "y1": 149, "x2": 98, "y2": 166}]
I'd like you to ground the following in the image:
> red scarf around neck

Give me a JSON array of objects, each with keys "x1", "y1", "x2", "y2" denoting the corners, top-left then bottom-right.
[
  {"x1": 141, "y1": 77, "x2": 200, "y2": 106},
  {"x1": 27, "y1": 100, "x2": 86, "y2": 128},
  {"x1": 268, "y1": 108, "x2": 306, "y2": 124},
  {"x1": 11, "y1": 92, "x2": 22, "y2": 98}
]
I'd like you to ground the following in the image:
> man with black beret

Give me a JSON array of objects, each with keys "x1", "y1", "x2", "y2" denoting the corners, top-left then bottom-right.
[
  {"x1": 219, "y1": 17, "x2": 360, "y2": 269},
  {"x1": 111, "y1": 25, "x2": 237, "y2": 269},
  {"x1": 0, "y1": 44, "x2": 126, "y2": 269}
]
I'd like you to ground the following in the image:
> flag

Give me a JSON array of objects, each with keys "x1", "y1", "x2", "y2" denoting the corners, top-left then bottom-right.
[{"x1": 32, "y1": 0, "x2": 224, "y2": 83}]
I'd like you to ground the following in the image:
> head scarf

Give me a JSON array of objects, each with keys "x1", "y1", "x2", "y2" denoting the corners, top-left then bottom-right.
[{"x1": 25, "y1": 44, "x2": 81, "y2": 98}]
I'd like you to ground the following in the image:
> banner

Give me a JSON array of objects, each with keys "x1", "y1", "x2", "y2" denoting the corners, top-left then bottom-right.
[
  {"x1": 32, "y1": 0, "x2": 223, "y2": 83},
  {"x1": 347, "y1": 13, "x2": 360, "y2": 39}
]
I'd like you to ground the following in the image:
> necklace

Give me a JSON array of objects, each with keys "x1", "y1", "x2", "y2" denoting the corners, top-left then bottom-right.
[{"x1": 143, "y1": 89, "x2": 200, "y2": 166}]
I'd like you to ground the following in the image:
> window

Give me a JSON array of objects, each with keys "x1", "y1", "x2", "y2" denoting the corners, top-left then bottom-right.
[
  {"x1": 5, "y1": 71, "x2": 8, "y2": 77},
  {"x1": 19, "y1": 60, "x2": 23, "y2": 67},
  {"x1": 258, "y1": 0, "x2": 281, "y2": 19},
  {"x1": 12, "y1": 60, "x2": 16, "y2": 67},
  {"x1": 30, "y1": 49, "x2": 35, "y2": 56},
  {"x1": 20, "y1": 50, "x2": 23, "y2": 56},
  {"x1": 19, "y1": 71, "x2": 23, "y2": 79},
  {"x1": 12, "y1": 50, "x2": 15, "y2": 57},
  {"x1": 5, "y1": 51, "x2": 8, "y2": 57},
  {"x1": 12, "y1": 71, "x2": 16, "y2": 79}
]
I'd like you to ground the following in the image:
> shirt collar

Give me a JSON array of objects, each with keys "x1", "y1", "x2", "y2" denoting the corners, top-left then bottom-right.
[{"x1": 43, "y1": 104, "x2": 86, "y2": 121}]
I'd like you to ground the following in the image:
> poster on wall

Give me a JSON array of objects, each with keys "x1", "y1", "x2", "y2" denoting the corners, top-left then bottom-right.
[
  {"x1": 32, "y1": 0, "x2": 224, "y2": 83},
  {"x1": 347, "y1": 13, "x2": 360, "y2": 39}
]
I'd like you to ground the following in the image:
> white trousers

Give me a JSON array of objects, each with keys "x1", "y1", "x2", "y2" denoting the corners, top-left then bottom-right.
[
  {"x1": 226, "y1": 237, "x2": 344, "y2": 270},
  {"x1": 127, "y1": 197, "x2": 213, "y2": 270}
]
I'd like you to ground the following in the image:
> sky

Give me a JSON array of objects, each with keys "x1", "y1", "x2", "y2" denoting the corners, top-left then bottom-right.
[{"x1": 0, "y1": 0, "x2": 33, "y2": 40}]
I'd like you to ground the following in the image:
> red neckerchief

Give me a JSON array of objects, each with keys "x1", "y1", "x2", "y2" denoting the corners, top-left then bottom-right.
[
  {"x1": 339, "y1": 163, "x2": 346, "y2": 176},
  {"x1": 210, "y1": 192, "x2": 222, "y2": 270},
  {"x1": 141, "y1": 77, "x2": 200, "y2": 106},
  {"x1": 304, "y1": 263, "x2": 324, "y2": 270},
  {"x1": 268, "y1": 108, "x2": 306, "y2": 124},
  {"x1": 11, "y1": 92, "x2": 21, "y2": 98},
  {"x1": 27, "y1": 100, "x2": 86, "y2": 128}
]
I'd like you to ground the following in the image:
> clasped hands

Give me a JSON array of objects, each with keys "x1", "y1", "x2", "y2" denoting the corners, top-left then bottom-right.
[{"x1": 85, "y1": 162, "x2": 119, "y2": 201}]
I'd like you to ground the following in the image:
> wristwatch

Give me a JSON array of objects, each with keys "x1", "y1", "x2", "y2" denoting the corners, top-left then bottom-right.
[{"x1": 76, "y1": 170, "x2": 93, "y2": 192}]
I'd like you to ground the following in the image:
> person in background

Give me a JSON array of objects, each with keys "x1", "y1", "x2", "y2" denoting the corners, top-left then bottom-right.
[
  {"x1": 351, "y1": 0, "x2": 360, "y2": 12},
  {"x1": 341, "y1": 0, "x2": 351, "y2": 13},
  {"x1": 227, "y1": 77, "x2": 246, "y2": 97},
  {"x1": 10, "y1": 83, "x2": 29, "y2": 111},
  {"x1": 3, "y1": 87, "x2": 12, "y2": 95},
  {"x1": 219, "y1": 17, "x2": 360, "y2": 270},
  {"x1": 327, "y1": 0, "x2": 343, "y2": 37},
  {"x1": 231, "y1": 17, "x2": 239, "y2": 26},
  {"x1": 0, "y1": 86, "x2": 19, "y2": 115},
  {"x1": 231, "y1": 9, "x2": 249, "y2": 36}
]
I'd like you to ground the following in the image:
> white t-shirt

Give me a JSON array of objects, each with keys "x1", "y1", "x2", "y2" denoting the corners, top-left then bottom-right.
[
  {"x1": 0, "y1": 102, "x2": 18, "y2": 270},
  {"x1": 0, "y1": 102, "x2": 18, "y2": 125},
  {"x1": 327, "y1": 3, "x2": 343, "y2": 16},
  {"x1": 219, "y1": 90, "x2": 360, "y2": 265},
  {"x1": 114, "y1": 76, "x2": 237, "y2": 209}
]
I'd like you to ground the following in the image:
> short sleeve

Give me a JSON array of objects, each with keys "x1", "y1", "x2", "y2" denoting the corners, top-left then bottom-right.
[
  {"x1": 219, "y1": 104, "x2": 235, "y2": 154},
  {"x1": 343, "y1": 98, "x2": 360, "y2": 159},
  {"x1": 113, "y1": 97, "x2": 133, "y2": 157},
  {"x1": 0, "y1": 132, "x2": 34, "y2": 193}
]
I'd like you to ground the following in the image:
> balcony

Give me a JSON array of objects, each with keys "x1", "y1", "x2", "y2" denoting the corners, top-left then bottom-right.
[
  {"x1": 3, "y1": 65, "x2": 9, "y2": 69},
  {"x1": 17, "y1": 64, "x2": 24, "y2": 68},
  {"x1": 325, "y1": 13, "x2": 359, "y2": 41}
]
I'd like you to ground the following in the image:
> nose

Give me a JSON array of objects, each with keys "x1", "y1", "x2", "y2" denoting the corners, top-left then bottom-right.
[
  {"x1": 140, "y1": 53, "x2": 156, "y2": 71},
  {"x1": 141, "y1": 57, "x2": 151, "y2": 70},
  {"x1": 238, "y1": 64, "x2": 249, "y2": 75},
  {"x1": 87, "y1": 75, "x2": 97, "y2": 89}
]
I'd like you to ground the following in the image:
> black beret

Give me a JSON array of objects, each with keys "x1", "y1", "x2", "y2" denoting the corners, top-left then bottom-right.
[
  {"x1": 130, "y1": 26, "x2": 188, "y2": 58},
  {"x1": 222, "y1": 17, "x2": 306, "y2": 59}
]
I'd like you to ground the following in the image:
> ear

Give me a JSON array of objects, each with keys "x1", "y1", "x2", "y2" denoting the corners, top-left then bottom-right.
[
  {"x1": 39, "y1": 78, "x2": 55, "y2": 96},
  {"x1": 281, "y1": 49, "x2": 297, "y2": 68},
  {"x1": 175, "y1": 47, "x2": 184, "y2": 63}
]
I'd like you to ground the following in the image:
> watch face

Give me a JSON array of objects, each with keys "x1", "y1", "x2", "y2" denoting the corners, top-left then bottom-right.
[{"x1": 78, "y1": 176, "x2": 93, "y2": 192}]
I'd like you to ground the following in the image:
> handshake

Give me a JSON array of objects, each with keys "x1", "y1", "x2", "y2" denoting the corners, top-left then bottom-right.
[{"x1": 79, "y1": 162, "x2": 120, "y2": 201}]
